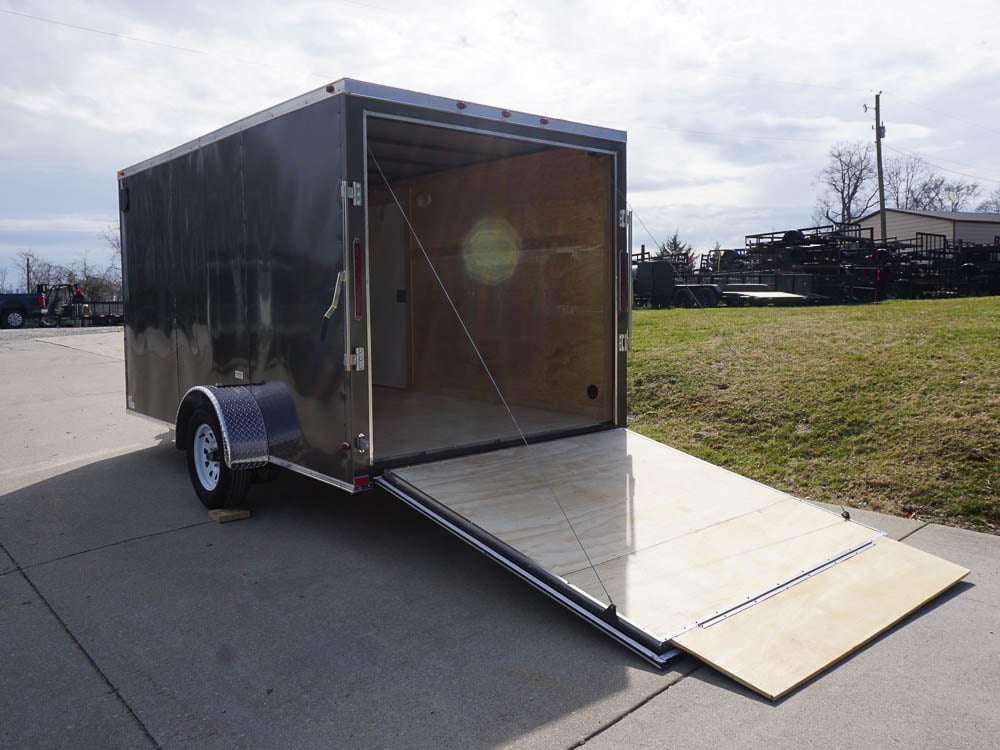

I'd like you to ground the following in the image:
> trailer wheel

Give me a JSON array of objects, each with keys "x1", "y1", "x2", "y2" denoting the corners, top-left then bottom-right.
[
  {"x1": 695, "y1": 287, "x2": 719, "y2": 308},
  {"x1": 673, "y1": 289, "x2": 696, "y2": 308},
  {"x1": 2, "y1": 309, "x2": 26, "y2": 329},
  {"x1": 186, "y1": 408, "x2": 251, "y2": 509}
]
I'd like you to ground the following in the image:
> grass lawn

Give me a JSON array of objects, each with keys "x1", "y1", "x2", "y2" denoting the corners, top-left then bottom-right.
[{"x1": 627, "y1": 297, "x2": 1000, "y2": 532}]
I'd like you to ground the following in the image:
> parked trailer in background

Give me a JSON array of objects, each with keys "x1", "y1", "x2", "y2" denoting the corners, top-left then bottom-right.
[
  {"x1": 119, "y1": 79, "x2": 966, "y2": 700},
  {"x1": 743, "y1": 225, "x2": 1000, "y2": 302},
  {"x1": 631, "y1": 247, "x2": 723, "y2": 307},
  {"x1": 38, "y1": 284, "x2": 124, "y2": 327}
]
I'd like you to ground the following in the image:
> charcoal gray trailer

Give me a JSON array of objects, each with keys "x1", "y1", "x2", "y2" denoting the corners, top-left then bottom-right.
[{"x1": 119, "y1": 79, "x2": 966, "y2": 700}]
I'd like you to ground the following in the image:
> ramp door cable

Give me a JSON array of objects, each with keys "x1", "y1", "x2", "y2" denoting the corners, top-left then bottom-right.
[{"x1": 369, "y1": 150, "x2": 616, "y2": 608}]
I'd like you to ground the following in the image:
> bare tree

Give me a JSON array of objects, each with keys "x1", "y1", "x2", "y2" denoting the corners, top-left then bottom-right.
[
  {"x1": 814, "y1": 142, "x2": 879, "y2": 227},
  {"x1": 884, "y1": 154, "x2": 931, "y2": 210},
  {"x1": 977, "y1": 187, "x2": 1000, "y2": 213},
  {"x1": 100, "y1": 226, "x2": 123, "y2": 298},
  {"x1": 821, "y1": 146, "x2": 980, "y2": 226},
  {"x1": 883, "y1": 153, "x2": 979, "y2": 212},
  {"x1": 11, "y1": 247, "x2": 122, "y2": 300},
  {"x1": 15, "y1": 250, "x2": 60, "y2": 292},
  {"x1": 937, "y1": 180, "x2": 981, "y2": 212}
]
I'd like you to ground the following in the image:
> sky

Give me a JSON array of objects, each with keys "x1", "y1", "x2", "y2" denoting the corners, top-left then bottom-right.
[{"x1": 1, "y1": 0, "x2": 999, "y2": 289}]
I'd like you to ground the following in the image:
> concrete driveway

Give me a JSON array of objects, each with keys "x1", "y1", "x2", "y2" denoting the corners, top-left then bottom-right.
[{"x1": 1, "y1": 329, "x2": 997, "y2": 749}]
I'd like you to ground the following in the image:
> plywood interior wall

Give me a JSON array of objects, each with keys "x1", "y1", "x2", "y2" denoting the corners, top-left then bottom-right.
[{"x1": 370, "y1": 147, "x2": 615, "y2": 420}]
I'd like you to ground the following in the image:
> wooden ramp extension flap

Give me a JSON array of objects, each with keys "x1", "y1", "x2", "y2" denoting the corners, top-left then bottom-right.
[{"x1": 383, "y1": 429, "x2": 969, "y2": 700}]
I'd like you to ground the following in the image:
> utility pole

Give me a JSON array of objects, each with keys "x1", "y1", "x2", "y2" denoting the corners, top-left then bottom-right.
[{"x1": 873, "y1": 92, "x2": 887, "y2": 241}]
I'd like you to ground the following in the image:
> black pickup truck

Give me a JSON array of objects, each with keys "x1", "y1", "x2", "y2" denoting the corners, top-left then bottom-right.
[{"x1": 0, "y1": 290, "x2": 46, "y2": 329}]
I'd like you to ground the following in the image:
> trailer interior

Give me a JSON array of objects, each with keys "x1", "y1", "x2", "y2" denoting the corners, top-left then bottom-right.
[{"x1": 365, "y1": 115, "x2": 617, "y2": 464}]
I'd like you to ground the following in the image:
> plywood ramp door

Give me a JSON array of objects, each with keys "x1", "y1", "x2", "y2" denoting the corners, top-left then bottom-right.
[{"x1": 384, "y1": 429, "x2": 969, "y2": 700}]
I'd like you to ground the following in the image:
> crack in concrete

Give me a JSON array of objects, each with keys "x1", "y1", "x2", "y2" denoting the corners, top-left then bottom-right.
[
  {"x1": 34, "y1": 337, "x2": 124, "y2": 361},
  {"x1": 20, "y1": 520, "x2": 212, "y2": 572},
  {"x1": 568, "y1": 660, "x2": 703, "y2": 748},
  {"x1": 0, "y1": 540, "x2": 162, "y2": 749}
]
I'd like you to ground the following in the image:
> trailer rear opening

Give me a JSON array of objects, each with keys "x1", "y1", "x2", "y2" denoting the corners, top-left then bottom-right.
[{"x1": 366, "y1": 117, "x2": 616, "y2": 463}]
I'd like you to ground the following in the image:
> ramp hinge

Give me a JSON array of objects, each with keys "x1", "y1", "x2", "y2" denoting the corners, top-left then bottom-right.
[
  {"x1": 344, "y1": 346, "x2": 365, "y2": 371},
  {"x1": 341, "y1": 180, "x2": 363, "y2": 207}
]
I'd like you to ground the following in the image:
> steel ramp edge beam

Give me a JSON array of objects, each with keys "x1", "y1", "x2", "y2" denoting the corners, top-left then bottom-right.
[{"x1": 375, "y1": 474, "x2": 682, "y2": 668}]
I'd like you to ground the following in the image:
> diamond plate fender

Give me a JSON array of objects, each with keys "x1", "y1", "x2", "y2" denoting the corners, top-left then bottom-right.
[{"x1": 176, "y1": 385, "x2": 269, "y2": 470}]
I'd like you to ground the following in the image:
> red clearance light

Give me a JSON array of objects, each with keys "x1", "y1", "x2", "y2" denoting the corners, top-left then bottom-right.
[
  {"x1": 354, "y1": 475, "x2": 371, "y2": 488},
  {"x1": 456, "y1": 101, "x2": 467, "y2": 110},
  {"x1": 326, "y1": 84, "x2": 336, "y2": 93},
  {"x1": 539, "y1": 117, "x2": 549, "y2": 125},
  {"x1": 353, "y1": 237, "x2": 363, "y2": 320},
  {"x1": 501, "y1": 110, "x2": 511, "y2": 118}
]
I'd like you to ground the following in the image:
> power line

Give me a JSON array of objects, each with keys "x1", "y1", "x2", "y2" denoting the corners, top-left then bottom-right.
[
  {"x1": 711, "y1": 71, "x2": 870, "y2": 94},
  {"x1": 891, "y1": 94, "x2": 1000, "y2": 137},
  {"x1": 883, "y1": 144, "x2": 1000, "y2": 184},
  {"x1": 1, "y1": 8, "x2": 210, "y2": 55},
  {"x1": 0, "y1": 7, "x2": 333, "y2": 79}
]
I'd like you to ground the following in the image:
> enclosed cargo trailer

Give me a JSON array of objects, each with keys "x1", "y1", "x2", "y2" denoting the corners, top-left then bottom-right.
[{"x1": 119, "y1": 80, "x2": 967, "y2": 700}]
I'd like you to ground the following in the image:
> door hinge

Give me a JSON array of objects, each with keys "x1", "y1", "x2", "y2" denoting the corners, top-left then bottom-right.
[
  {"x1": 618, "y1": 333, "x2": 630, "y2": 352},
  {"x1": 618, "y1": 209, "x2": 628, "y2": 228},
  {"x1": 344, "y1": 346, "x2": 366, "y2": 371},
  {"x1": 341, "y1": 180, "x2": 363, "y2": 207}
]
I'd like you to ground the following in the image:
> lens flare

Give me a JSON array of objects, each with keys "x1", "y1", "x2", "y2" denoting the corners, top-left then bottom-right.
[{"x1": 462, "y1": 218, "x2": 520, "y2": 285}]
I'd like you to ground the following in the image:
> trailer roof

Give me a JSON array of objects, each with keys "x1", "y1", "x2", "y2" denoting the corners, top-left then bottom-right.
[{"x1": 119, "y1": 78, "x2": 626, "y2": 177}]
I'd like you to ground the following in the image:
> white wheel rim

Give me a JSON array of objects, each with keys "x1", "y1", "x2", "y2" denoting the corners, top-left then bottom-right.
[{"x1": 194, "y1": 423, "x2": 221, "y2": 491}]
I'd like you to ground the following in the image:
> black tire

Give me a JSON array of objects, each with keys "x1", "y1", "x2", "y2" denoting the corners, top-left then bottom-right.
[
  {"x1": 695, "y1": 287, "x2": 719, "y2": 308},
  {"x1": 882, "y1": 283, "x2": 902, "y2": 301},
  {"x1": 186, "y1": 408, "x2": 251, "y2": 509},
  {"x1": 673, "y1": 288, "x2": 696, "y2": 308},
  {"x1": 2, "y1": 309, "x2": 26, "y2": 329}
]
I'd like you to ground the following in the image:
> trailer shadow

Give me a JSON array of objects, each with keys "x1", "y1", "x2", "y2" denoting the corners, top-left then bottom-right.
[{"x1": 2, "y1": 449, "x2": 685, "y2": 748}]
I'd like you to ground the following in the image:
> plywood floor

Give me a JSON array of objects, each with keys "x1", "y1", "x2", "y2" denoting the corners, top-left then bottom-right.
[
  {"x1": 674, "y1": 537, "x2": 969, "y2": 699},
  {"x1": 387, "y1": 428, "x2": 969, "y2": 698},
  {"x1": 371, "y1": 387, "x2": 599, "y2": 461}
]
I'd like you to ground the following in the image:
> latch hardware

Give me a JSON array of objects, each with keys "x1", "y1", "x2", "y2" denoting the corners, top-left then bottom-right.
[
  {"x1": 341, "y1": 180, "x2": 363, "y2": 207},
  {"x1": 324, "y1": 271, "x2": 347, "y2": 319}
]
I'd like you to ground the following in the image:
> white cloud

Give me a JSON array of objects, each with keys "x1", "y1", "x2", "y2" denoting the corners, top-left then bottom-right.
[
  {"x1": 0, "y1": 0, "x2": 998, "y2": 280},
  {"x1": 0, "y1": 215, "x2": 116, "y2": 233}
]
